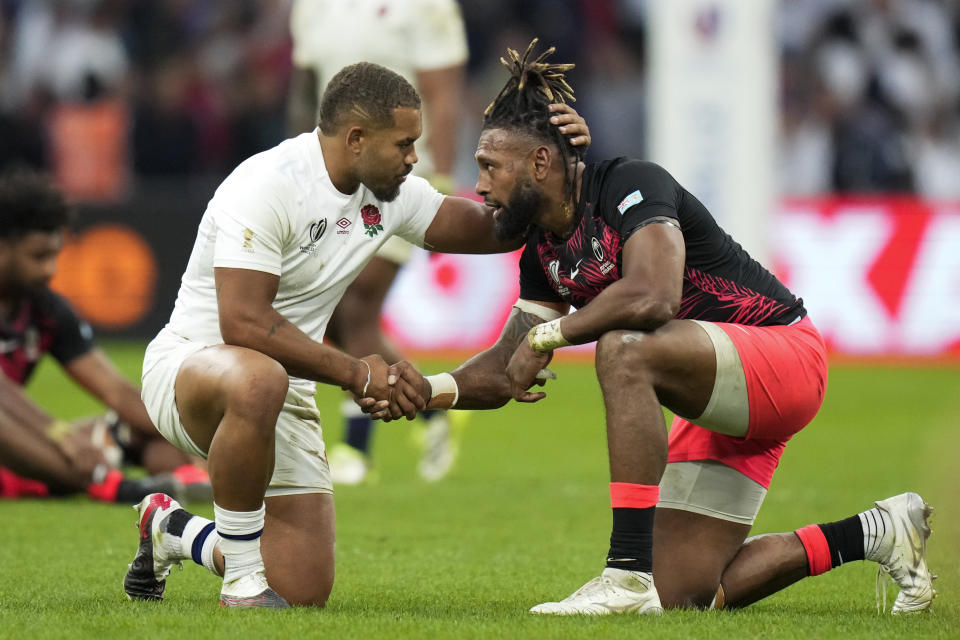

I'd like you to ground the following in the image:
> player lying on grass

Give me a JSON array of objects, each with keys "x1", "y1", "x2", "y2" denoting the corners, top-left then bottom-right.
[
  {"x1": 363, "y1": 40, "x2": 936, "y2": 616},
  {"x1": 0, "y1": 170, "x2": 210, "y2": 504},
  {"x1": 120, "y1": 62, "x2": 591, "y2": 608}
]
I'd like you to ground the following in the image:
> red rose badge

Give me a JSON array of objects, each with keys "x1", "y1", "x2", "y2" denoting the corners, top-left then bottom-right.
[{"x1": 361, "y1": 204, "x2": 383, "y2": 237}]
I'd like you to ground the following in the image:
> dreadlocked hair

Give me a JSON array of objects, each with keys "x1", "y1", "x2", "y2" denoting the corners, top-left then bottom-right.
[{"x1": 483, "y1": 39, "x2": 583, "y2": 199}]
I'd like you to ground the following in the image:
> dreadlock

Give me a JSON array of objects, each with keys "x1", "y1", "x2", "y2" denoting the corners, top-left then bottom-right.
[{"x1": 483, "y1": 39, "x2": 583, "y2": 201}]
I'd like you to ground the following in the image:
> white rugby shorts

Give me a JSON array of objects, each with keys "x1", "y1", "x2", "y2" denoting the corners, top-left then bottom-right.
[{"x1": 141, "y1": 330, "x2": 333, "y2": 496}]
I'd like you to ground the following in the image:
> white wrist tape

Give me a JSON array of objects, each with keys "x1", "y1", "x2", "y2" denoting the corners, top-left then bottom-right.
[
  {"x1": 527, "y1": 318, "x2": 571, "y2": 352},
  {"x1": 425, "y1": 372, "x2": 459, "y2": 409}
]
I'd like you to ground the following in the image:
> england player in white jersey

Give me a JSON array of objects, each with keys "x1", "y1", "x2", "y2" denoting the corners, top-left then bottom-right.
[
  {"x1": 287, "y1": 0, "x2": 469, "y2": 483},
  {"x1": 122, "y1": 61, "x2": 591, "y2": 608}
]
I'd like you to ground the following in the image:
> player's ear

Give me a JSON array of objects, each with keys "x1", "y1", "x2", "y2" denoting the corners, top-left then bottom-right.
[
  {"x1": 346, "y1": 126, "x2": 364, "y2": 154},
  {"x1": 532, "y1": 145, "x2": 552, "y2": 180}
]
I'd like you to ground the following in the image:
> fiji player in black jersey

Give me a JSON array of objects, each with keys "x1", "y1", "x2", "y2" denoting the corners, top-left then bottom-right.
[
  {"x1": 0, "y1": 170, "x2": 208, "y2": 502},
  {"x1": 364, "y1": 41, "x2": 934, "y2": 616}
]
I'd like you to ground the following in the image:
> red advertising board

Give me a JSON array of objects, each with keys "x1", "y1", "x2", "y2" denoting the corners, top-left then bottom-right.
[{"x1": 383, "y1": 198, "x2": 960, "y2": 360}]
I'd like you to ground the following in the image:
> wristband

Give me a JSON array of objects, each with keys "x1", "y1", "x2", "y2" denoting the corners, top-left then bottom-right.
[
  {"x1": 46, "y1": 419, "x2": 73, "y2": 443},
  {"x1": 425, "y1": 372, "x2": 459, "y2": 409},
  {"x1": 527, "y1": 319, "x2": 571, "y2": 352}
]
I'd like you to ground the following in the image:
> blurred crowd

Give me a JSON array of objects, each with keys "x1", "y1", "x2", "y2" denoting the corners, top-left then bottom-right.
[{"x1": 1, "y1": 0, "x2": 959, "y2": 201}]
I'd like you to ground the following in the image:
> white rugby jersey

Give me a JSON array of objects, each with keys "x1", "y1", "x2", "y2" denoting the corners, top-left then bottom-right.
[
  {"x1": 289, "y1": 0, "x2": 468, "y2": 175},
  {"x1": 157, "y1": 130, "x2": 442, "y2": 390}
]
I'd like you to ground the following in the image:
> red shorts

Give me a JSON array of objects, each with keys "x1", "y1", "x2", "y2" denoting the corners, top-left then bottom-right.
[
  {"x1": 667, "y1": 316, "x2": 828, "y2": 488},
  {"x1": 0, "y1": 467, "x2": 50, "y2": 499}
]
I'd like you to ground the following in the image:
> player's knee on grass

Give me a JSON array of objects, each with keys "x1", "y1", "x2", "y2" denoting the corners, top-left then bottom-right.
[{"x1": 262, "y1": 493, "x2": 335, "y2": 607}]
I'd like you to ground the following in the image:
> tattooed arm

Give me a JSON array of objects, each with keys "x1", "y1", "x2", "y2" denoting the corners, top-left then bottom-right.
[
  {"x1": 363, "y1": 300, "x2": 569, "y2": 421},
  {"x1": 448, "y1": 303, "x2": 568, "y2": 408}
]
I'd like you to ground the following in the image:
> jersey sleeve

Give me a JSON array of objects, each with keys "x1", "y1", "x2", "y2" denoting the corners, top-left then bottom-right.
[
  {"x1": 46, "y1": 293, "x2": 95, "y2": 365},
  {"x1": 518, "y1": 240, "x2": 563, "y2": 304},
  {"x1": 601, "y1": 160, "x2": 681, "y2": 241},
  {"x1": 410, "y1": 0, "x2": 469, "y2": 70},
  {"x1": 212, "y1": 168, "x2": 292, "y2": 276},
  {"x1": 392, "y1": 176, "x2": 445, "y2": 247}
]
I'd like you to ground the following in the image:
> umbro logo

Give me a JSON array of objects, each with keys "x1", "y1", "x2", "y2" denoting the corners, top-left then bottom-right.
[{"x1": 336, "y1": 217, "x2": 352, "y2": 235}]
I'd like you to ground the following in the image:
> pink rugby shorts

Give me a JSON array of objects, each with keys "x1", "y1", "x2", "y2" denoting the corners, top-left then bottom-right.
[{"x1": 667, "y1": 316, "x2": 828, "y2": 488}]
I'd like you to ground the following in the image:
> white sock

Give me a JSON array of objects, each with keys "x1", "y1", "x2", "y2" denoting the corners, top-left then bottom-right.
[
  {"x1": 859, "y1": 506, "x2": 892, "y2": 562},
  {"x1": 215, "y1": 502, "x2": 267, "y2": 595},
  {"x1": 181, "y1": 516, "x2": 222, "y2": 576}
]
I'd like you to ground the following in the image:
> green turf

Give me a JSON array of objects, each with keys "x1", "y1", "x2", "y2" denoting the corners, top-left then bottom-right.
[{"x1": 2, "y1": 342, "x2": 958, "y2": 639}]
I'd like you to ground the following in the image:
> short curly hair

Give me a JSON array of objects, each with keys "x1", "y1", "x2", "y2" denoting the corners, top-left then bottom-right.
[
  {"x1": 318, "y1": 62, "x2": 421, "y2": 135},
  {"x1": 0, "y1": 169, "x2": 71, "y2": 239}
]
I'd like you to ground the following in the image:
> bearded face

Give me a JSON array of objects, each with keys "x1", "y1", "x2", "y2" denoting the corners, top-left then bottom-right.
[{"x1": 494, "y1": 175, "x2": 545, "y2": 242}]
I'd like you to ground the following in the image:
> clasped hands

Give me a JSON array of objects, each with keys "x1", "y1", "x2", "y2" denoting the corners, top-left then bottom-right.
[{"x1": 352, "y1": 341, "x2": 556, "y2": 421}]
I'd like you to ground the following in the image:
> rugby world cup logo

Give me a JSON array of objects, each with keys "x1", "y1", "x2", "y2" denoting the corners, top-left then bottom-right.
[
  {"x1": 310, "y1": 219, "x2": 327, "y2": 243},
  {"x1": 299, "y1": 218, "x2": 327, "y2": 254},
  {"x1": 548, "y1": 259, "x2": 561, "y2": 284}
]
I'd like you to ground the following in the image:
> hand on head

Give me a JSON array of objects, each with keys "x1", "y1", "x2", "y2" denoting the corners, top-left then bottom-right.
[{"x1": 549, "y1": 103, "x2": 591, "y2": 150}]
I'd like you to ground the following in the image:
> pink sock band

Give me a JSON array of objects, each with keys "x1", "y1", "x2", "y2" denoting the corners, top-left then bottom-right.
[
  {"x1": 610, "y1": 482, "x2": 660, "y2": 509},
  {"x1": 795, "y1": 524, "x2": 832, "y2": 576}
]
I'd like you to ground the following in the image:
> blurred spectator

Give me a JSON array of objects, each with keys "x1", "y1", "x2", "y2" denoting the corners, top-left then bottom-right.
[{"x1": 0, "y1": 1, "x2": 958, "y2": 199}]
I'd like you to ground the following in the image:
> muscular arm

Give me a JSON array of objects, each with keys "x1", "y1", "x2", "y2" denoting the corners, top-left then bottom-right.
[
  {"x1": 417, "y1": 65, "x2": 464, "y2": 178},
  {"x1": 422, "y1": 196, "x2": 523, "y2": 254},
  {"x1": 448, "y1": 301, "x2": 567, "y2": 409},
  {"x1": 0, "y1": 371, "x2": 54, "y2": 432},
  {"x1": 216, "y1": 267, "x2": 369, "y2": 394},
  {"x1": 558, "y1": 219, "x2": 685, "y2": 344},
  {"x1": 63, "y1": 349, "x2": 157, "y2": 437}
]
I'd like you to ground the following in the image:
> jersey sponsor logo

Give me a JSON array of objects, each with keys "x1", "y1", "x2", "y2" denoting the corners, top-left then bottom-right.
[
  {"x1": 336, "y1": 217, "x2": 352, "y2": 235},
  {"x1": 617, "y1": 190, "x2": 644, "y2": 214},
  {"x1": 361, "y1": 204, "x2": 383, "y2": 237},
  {"x1": 242, "y1": 228, "x2": 255, "y2": 253},
  {"x1": 300, "y1": 218, "x2": 327, "y2": 254},
  {"x1": 591, "y1": 237, "x2": 604, "y2": 262}
]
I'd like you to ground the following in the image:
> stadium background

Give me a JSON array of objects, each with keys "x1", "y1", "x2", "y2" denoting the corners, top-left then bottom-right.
[
  {"x1": 1, "y1": 3, "x2": 959, "y2": 637},
  {"x1": 2, "y1": 0, "x2": 958, "y2": 361}
]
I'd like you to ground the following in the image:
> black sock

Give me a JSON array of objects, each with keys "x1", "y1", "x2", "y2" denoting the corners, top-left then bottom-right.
[
  {"x1": 164, "y1": 508, "x2": 193, "y2": 536},
  {"x1": 606, "y1": 507, "x2": 655, "y2": 573},
  {"x1": 818, "y1": 515, "x2": 865, "y2": 568},
  {"x1": 344, "y1": 415, "x2": 373, "y2": 453}
]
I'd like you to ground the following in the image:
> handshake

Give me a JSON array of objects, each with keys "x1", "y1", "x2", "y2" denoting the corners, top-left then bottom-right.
[
  {"x1": 344, "y1": 355, "x2": 438, "y2": 422},
  {"x1": 343, "y1": 348, "x2": 560, "y2": 421}
]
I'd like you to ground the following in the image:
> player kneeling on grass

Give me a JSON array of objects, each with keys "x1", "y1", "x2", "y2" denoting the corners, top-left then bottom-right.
[
  {"x1": 0, "y1": 170, "x2": 210, "y2": 504},
  {"x1": 362, "y1": 41, "x2": 936, "y2": 616},
  {"x1": 121, "y1": 61, "x2": 592, "y2": 608}
]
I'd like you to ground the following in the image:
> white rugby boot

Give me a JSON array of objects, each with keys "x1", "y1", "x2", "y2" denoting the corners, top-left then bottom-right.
[
  {"x1": 327, "y1": 443, "x2": 370, "y2": 485},
  {"x1": 867, "y1": 492, "x2": 936, "y2": 614},
  {"x1": 124, "y1": 493, "x2": 185, "y2": 601},
  {"x1": 219, "y1": 571, "x2": 289, "y2": 609},
  {"x1": 417, "y1": 411, "x2": 455, "y2": 482},
  {"x1": 529, "y1": 568, "x2": 664, "y2": 615}
]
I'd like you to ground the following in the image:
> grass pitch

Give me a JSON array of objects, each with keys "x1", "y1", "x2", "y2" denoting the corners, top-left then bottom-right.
[{"x1": 1, "y1": 342, "x2": 958, "y2": 639}]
